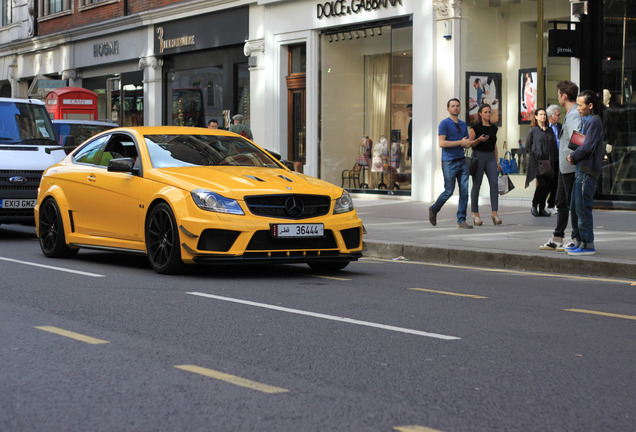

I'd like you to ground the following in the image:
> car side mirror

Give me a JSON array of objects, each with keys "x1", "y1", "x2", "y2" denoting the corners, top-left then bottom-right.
[{"x1": 108, "y1": 157, "x2": 138, "y2": 173}]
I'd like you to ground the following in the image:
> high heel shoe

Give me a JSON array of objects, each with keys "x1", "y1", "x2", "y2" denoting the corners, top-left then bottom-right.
[
  {"x1": 492, "y1": 216, "x2": 502, "y2": 225},
  {"x1": 473, "y1": 217, "x2": 483, "y2": 226}
]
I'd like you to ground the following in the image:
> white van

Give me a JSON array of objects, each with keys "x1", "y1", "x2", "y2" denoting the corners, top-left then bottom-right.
[{"x1": 0, "y1": 97, "x2": 64, "y2": 225}]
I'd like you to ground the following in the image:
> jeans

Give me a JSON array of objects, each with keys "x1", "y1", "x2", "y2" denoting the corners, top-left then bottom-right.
[
  {"x1": 431, "y1": 157, "x2": 469, "y2": 223},
  {"x1": 470, "y1": 151, "x2": 498, "y2": 213},
  {"x1": 570, "y1": 169, "x2": 598, "y2": 246},
  {"x1": 553, "y1": 171, "x2": 575, "y2": 239}
]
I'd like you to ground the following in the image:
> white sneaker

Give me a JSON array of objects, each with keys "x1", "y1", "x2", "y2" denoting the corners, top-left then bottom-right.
[
  {"x1": 539, "y1": 237, "x2": 563, "y2": 251},
  {"x1": 562, "y1": 240, "x2": 579, "y2": 253}
]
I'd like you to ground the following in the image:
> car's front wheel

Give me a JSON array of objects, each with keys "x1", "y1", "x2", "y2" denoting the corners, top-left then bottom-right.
[
  {"x1": 39, "y1": 198, "x2": 78, "y2": 258},
  {"x1": 145, "y1": 202, "x2": 184, "y2": 274}
]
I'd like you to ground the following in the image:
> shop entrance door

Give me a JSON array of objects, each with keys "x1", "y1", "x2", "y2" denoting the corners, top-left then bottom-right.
[
  {"x1": 287, "y1": 74, "x2": 306, "y2": 172},
  {"x1": 286, "y1": 44, "x2": 306, "y2": 172}
]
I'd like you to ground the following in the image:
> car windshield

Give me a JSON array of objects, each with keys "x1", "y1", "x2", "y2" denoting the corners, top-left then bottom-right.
[
  {"x1": 144, "y1": 134, "x2": 281, "y2": 169},
  {"x1": 0, "y1": 102, "x2": 57, "y2": 144}
]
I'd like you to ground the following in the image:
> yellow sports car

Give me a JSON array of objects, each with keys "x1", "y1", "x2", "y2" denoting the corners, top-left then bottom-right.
[{"x1": 35, "y1": 126, "x2": 363, "y2": 274}]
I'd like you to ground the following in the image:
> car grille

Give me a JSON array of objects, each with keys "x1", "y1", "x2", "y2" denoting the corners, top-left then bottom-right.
[
  {"x1": 0, "y1": 170, "x2": 43, "y2": 193},
  {"x1": 244, "y1": 194, "x2": 330, "y2": 219},
  {"x1": 340, "y1": 227, "x2": 362, "y2": 249},
  {"x1": 197, "y1": 229, "x2": 240, "y2": 252},
  {"x1": 246, "y1": 230, "x2": 338, "y2": 250}
]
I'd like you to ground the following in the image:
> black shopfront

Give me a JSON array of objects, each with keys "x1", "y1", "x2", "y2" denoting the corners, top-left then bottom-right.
[
  {"x1": 577, "y1": 0, "x2": 636, "y2": 207},
  {"x1": 154, "y1": 7, "x2": 250, "y2": 129}
]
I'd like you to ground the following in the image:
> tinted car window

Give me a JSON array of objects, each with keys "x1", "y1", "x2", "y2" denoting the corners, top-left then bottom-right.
[{"x1": 73, "y1": 135, "x2": 110, "y2": 166}]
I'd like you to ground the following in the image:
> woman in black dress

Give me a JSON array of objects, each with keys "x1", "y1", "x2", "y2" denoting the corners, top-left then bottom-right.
[{"x1": 524, "y1": 108, "x2": 558, "y2": 216}]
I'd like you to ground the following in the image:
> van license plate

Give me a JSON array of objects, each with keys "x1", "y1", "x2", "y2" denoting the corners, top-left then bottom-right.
[
  {"x1": 0, "y1": 199, "x2": 36, "y2": 209},
  {"x1": 271, "y1": 223, "x2": 324, "y2": 238}
]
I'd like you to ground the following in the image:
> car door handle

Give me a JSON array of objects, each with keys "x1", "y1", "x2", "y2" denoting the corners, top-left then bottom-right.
[{"x1": 87, "y1": 175, "x2": 97, "y2": 182}]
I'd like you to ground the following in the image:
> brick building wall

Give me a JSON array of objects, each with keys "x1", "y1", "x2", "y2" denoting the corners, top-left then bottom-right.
[{"x1": 37, "y1": 0, "x2": 191, "y2": 35}]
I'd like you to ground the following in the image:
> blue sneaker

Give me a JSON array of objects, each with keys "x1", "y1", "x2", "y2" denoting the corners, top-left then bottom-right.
[
  {"x1": 567, "y1": 246, "x2": 596, "y2": 256},
  {"x1": 563, "y1": 241, "x2": 580, "y2": 252}
]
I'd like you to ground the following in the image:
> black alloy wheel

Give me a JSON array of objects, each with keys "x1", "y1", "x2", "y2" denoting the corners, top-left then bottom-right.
[
  {"x1": 39, "y1": 198, "x2": 78, "y2": 258},
  {"x1": 145, "y1": 202, "x2": 184, "y2": 274}
]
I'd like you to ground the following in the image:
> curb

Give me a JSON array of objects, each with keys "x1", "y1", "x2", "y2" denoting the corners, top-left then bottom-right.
[{"x1": 363, "y1": 240, "x2": 636, "y2": 280}]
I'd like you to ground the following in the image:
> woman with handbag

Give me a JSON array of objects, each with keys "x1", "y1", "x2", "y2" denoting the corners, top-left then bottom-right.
[
  {"x1": 524, "y1": 108, "x2": 558, "y2": 217},
  {"x1": 468, "y1": 104, "x2": 503, "y2": 225}
]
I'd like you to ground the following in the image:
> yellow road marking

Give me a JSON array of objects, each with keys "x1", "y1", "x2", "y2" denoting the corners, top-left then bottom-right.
[
  {"x1": 409, "y1": 288, "x2": 488, "y2": 299},
  {"x1": 174, "y1": 365, "x2": 289, "y2": 394},
  {"x1": 564, "y1": 309, "x2": 636, "y2": 321},
  {"x1": 362, "y1": 257, "x2": 636, "y2": 285},
  {"x1": 310, "y1": 274, "x2": 351, "y2": 281},
  {"x1": 394, "y1": 426, "x2": 446, "y2": 432},
  {"x1": 35, "y1": 326, "x2": 109, "y2": 344}
]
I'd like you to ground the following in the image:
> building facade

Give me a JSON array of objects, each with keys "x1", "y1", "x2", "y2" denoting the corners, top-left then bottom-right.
[{"x1": 0, "y1": 0, "x2": 634, "y2": 206}]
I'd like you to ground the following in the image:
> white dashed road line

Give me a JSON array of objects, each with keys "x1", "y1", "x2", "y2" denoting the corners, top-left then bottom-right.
[
  {"x1": 0, "y1": 256, "x2": 105, "y2": 278},
  {"x1": 186, "y1": 291, "x2": 460, "y2": 340}
]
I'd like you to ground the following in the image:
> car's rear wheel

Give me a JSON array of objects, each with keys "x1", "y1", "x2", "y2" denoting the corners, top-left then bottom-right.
[
  {"x1": 39, "y1": 198, "x2": 78, "y2": 258},
  {"x1": 307, "y1": 261, "x2": 350, "y2": 272},
  {"x1": 145, "y1": 202, "x2": 184, "y2": 274}
]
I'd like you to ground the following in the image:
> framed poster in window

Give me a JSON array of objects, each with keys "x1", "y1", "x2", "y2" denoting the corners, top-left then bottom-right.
[
  {"x1": 519, "y1": 68, "x2": 538, "y2": 124},
  {"x1": 465, "y1": 72, "x2": 502, "y2": 127}
]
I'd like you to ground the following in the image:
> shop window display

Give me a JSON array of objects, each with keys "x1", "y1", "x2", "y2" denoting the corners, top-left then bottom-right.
[{"x1": 321, "y1": 22, "x2": 412, "y2": 193}]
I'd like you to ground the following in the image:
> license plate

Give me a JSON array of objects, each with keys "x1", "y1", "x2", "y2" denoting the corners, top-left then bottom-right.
[
  {"x1": 271, "y1": 223, "x2": 324, "y2": 238},
  {"x1": 0, "y1": 199, "x2": 36, "y2": 209}
]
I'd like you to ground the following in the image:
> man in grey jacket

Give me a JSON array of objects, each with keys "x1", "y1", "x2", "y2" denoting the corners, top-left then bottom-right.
[{"x1": 539, "y1": 81, "x2": 581, "y2": 251}]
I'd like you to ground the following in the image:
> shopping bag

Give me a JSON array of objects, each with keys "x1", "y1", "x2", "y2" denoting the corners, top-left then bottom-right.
[{"x1": 498, "y1": 173, "x2": 515, "y2": 195}]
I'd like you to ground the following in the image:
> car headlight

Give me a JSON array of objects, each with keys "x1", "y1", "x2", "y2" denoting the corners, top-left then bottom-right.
[
  {"x1": 191, "y1": 189, "x2": 244, "y2": 215},
  {"x1": 333, "y1": 190, "x2": 354, "y2": 214}
]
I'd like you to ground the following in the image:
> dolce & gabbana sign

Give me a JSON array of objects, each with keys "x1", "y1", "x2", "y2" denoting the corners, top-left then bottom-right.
[{"x1": 317, "y1": 0, "x2": 403, "y2": 19}]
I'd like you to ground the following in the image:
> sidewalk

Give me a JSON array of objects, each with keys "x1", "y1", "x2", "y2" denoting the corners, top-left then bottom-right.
[{"x1": 353, "y1": 194, "x2": 636, "y2": 280}]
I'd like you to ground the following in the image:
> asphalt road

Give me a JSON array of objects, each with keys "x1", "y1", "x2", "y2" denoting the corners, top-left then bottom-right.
[{"x1": 2, "y1": 224, "x2": 635, "y2": 431}]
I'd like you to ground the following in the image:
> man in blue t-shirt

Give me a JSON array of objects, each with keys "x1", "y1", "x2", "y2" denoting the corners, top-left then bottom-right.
[{"x1": 428, "y1": 98, "x2": 473, "y2": 229}]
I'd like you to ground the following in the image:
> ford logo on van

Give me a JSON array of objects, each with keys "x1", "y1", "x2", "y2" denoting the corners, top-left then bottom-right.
[{"x1": 9, "y1": 176, "x2": 28, "y2": 184}]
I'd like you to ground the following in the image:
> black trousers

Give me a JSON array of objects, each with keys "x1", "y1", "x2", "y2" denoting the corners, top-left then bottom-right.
[
  {"x1": 532, "y1": 175, "x2": 552, "y2": 209},
  {"x1": 553, "y1": 171, "x2": 575, "y2": 239},
  {"x1": 547, "y1": 164, "x2": 560, "y2": 208}
]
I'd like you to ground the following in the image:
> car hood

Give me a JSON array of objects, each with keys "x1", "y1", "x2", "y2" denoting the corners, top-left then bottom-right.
[{"x1": 148, "y1": 166, "x2": 342, "y2": 199}]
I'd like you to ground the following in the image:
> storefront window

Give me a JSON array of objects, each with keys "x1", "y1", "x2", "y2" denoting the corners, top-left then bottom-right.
[
  {"x1": 83, "y1": 71, "x2": 143, "y2": 126},
  {"x1": 321, "y1": 21, "x2": 412, "y2": 193},
  {"x1": 163, "y1": 46, "x2": 248, "y2": 129},
  {"x1": 461, "y1": 0, "x2": 572, "y2": 177},
  {"x1": 600, "y1": 0, "x2": 636, "y2": 200},
  {"x1": 170, "y1": 67, "x2": 211, "y2": 127}
]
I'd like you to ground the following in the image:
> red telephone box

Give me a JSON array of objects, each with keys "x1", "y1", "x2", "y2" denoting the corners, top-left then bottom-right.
[{"x1": 46, "y1": 87, "x2": 98, "y2": 120}]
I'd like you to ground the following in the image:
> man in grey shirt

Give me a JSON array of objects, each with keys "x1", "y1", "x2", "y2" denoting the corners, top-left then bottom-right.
[{"x1": 539, "y1": 81, "x2": 581, "y2": 251}]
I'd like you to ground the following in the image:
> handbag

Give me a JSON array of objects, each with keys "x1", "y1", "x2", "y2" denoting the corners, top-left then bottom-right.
[
  {"x1": 498, "y1": 173, "x2": 515, "y2": 195},
  {"x1": 499, "y1": 151, "x2": 519, "y2": 174},
  {"x1": 537, "y1": 159, "x2": 553, "y2": 178},
  {"x1": 568, "y1": 131, "x2": 585, "y2": 151}
]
